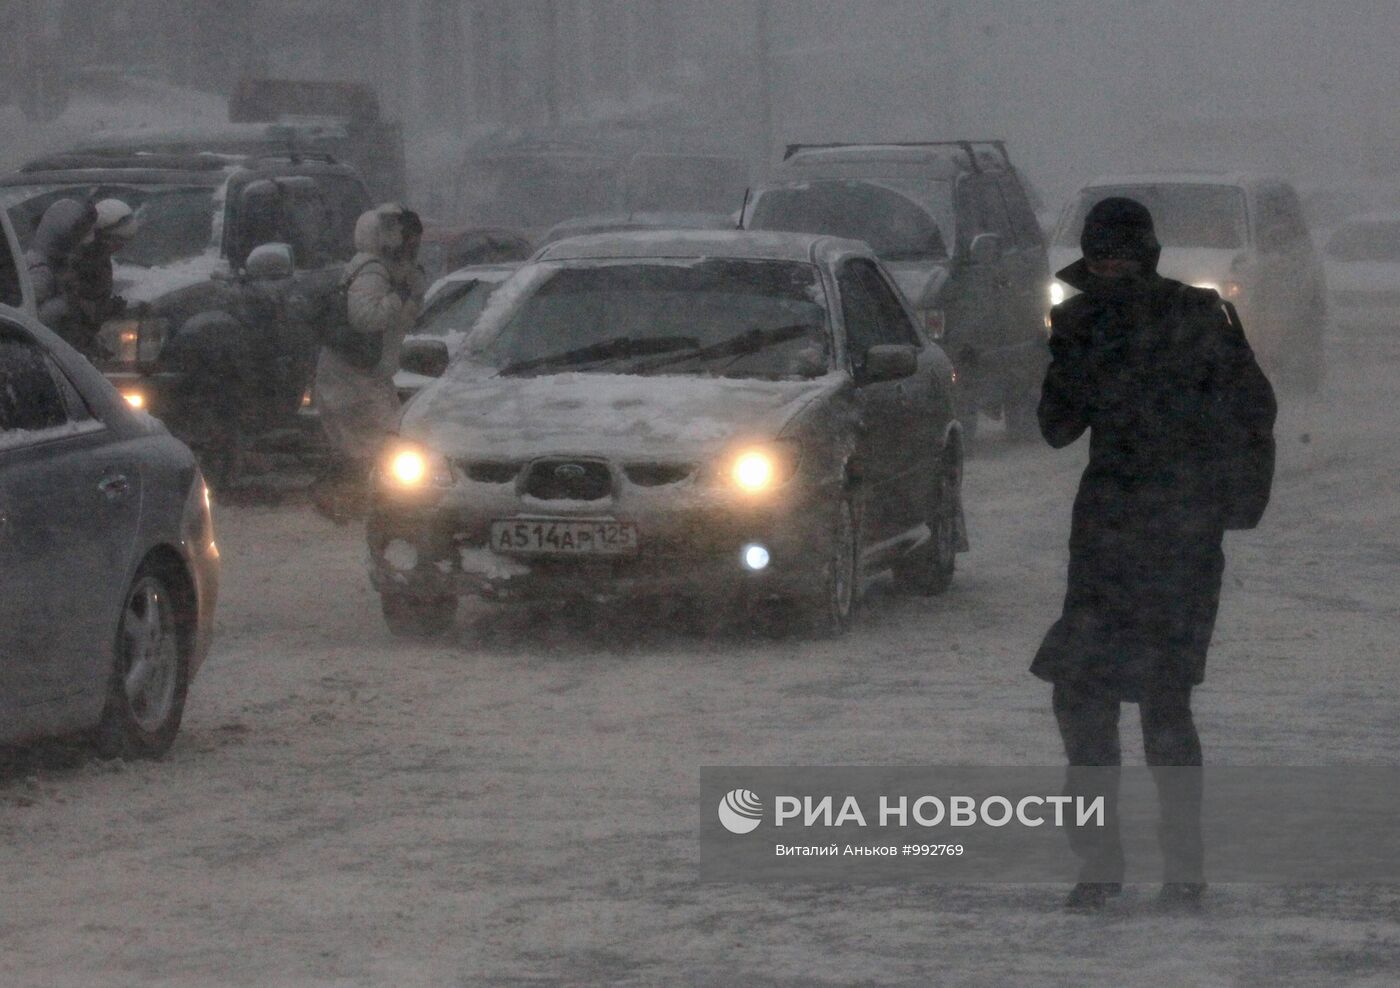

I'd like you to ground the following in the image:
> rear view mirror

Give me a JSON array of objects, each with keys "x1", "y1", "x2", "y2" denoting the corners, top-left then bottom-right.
[
  {"x1": 862, "y1": 344, "x2": 918, "y2": 383},
  {"x1": 969, "y1": 232, "x2": 1003, "y2": 266},
  {"x1": 400, "y1": 338, "x2": 450, "y2": 378}
]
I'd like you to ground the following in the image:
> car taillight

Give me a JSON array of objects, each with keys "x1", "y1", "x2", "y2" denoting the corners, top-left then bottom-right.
[{"x1": 921, "y1": 309, "x2": 945, "y2": 341}]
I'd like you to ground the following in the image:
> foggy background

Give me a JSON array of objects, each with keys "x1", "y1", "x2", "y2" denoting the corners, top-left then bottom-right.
[{"x1": 4, "y1": 0, "x2": 1398, "y2": 215}]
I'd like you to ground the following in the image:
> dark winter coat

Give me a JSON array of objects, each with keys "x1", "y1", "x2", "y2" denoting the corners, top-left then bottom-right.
[{"x1": 1031, "y1": 258, "x2": 1277, "y2": 700}]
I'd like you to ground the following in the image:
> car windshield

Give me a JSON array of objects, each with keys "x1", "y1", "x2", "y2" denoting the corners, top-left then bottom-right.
[
  {"x1": 747, "y1": 182, "x2": 947, "y2": 261},
  {"x1": 463, "y1": 259, "x2": 830, "y2": 380},
  {"x1": 1056, "y1": 184, "x2": 1248, "y2": 250},
  {"x1": 0, "y1": 184, "x2": 216, "y2": 266},
  {"x1": 415, "y1": 279, "x2": 507, "y2": 338},
  {"x1": 1325, "y1": 221, "x2": 1400, "y2": 262}
]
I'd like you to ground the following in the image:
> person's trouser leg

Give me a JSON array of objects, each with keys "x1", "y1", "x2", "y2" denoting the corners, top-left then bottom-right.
[
  {"x1": 1141, "y1": 685, "x2": 1204, "y2": 883},
  {"x1": 1053, "y1": 679, "x2": 1123, "y2": 882}
]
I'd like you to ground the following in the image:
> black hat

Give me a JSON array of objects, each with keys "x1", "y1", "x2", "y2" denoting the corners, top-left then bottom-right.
[{"x1": 1081, "y1": 196, "x2": 1160, "y2": 267}]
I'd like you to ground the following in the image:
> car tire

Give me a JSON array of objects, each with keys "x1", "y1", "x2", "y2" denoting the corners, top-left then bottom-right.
[
  {"x1": 803, "y1": 497, "x2": 859, "y2": 638},
  {"x1": 92, "y1": 563, "x2": 191, "y2": 760},
  {"x1": 893, "y1": 443, "x2": 962, "y2": 596},
  {"x1": 381, "y1": 592, "x2": 457, "y2": 639}
]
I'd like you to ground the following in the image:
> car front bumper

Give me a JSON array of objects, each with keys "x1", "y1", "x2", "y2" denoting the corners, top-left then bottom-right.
[{"x1": 367, "y1": 482, "x2": 840, "y2": 604}]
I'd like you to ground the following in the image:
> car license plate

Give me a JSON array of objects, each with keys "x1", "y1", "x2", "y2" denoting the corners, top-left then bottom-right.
[{"x1": 490, "y1": 519, "x2": 638, "y2": 556}]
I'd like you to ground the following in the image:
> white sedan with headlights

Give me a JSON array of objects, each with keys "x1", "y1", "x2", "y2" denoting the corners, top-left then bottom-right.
[{"x1": 366, "y1": 230, "x2": 968, "y2": 638}]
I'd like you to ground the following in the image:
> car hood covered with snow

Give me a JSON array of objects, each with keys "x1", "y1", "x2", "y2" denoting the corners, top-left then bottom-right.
[
  {"x1": 112, "y1": 252, "x2": 225, "y2": 306},
  {"x1": 401, "y1": 368, "x2": 841, "y2": 461}
]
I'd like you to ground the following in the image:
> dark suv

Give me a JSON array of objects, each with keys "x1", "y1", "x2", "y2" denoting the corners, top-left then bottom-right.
[
  {"x1": 743, "y1": 141, "x2": 1049, "y2": 439},
  {"x1": 1, "y1": 151, "x2": 372, "y2": 483}
]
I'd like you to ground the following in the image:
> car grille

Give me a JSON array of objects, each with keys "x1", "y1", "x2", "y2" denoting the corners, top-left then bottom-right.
[
  {"x1": 623, "y1": 463, "x2": 695, "y2": 487},
  {"x1": 523, "y1": 459, "x2": 613, "y2": 501}
]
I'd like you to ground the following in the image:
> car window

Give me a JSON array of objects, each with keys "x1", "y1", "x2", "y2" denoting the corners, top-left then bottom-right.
[
  {"x1": 975, "y1": 178, "x2": 1014, "y2": 242},
  {"x1": 997, "y1": 175, "x2": 1043, "y2": 247},
  {"x1": 1055, "y1": 185, "x2": 1248, "y2": 250},
  {"x1": 0, "y1": 332, "x2": 76, "y2": 448},
  {"x1": 838, "y1": 259, "x2": 919, "y2": 371},
  {"x1": 748, "y1": 182, "x2": 947, "y2": 261},
  {"x1": 416, "y1": 279, "x2": 504, "y2": 338}
]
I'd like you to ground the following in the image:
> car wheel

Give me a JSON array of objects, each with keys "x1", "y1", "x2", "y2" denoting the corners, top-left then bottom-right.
[
  {"x1": 93, "y1": 564, "x2": 190, "y2": 759},
  {"x1": 381, "y1": 592, "x2": 457, "y2": 639},
  {"x1": 804, "y1": 498, "x2": 859, "y2": 637},
  {"x1": 894, "y1": 444, "x2": 962, "y2": 596}
]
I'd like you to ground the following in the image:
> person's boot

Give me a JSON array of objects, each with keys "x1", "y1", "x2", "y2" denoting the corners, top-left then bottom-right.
[
  {"x1": 1063, "y1": 882, "x2": 1122, "y2": 913},
  {"x1": 1156, "y1": 882, "x2": 1207, "y2": 914}
]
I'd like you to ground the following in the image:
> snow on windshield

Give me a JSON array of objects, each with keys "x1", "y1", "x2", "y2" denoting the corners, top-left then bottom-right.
[{"x1": 460, "y1": 258, "x2": 831, "y2": 380}]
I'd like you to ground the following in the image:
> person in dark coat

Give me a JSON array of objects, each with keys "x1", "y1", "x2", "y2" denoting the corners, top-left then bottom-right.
[
  {"x1": 1034, "y1": 197, "x2": 1277, "y2": 913},
  {"x1": 24, "y1": 198, "x2": 100, "y2": 354}
]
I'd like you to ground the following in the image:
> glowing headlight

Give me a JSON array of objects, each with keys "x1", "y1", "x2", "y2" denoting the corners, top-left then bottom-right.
[
  {"x1": 391, "y1": 449, "x2": 427, "y2": 486},
  {"x1": 732, "y1": 450, "x2": 776, "y2": 492},
  {"x1": 1048, "y1": 281, "x2": 1066, "y2": 307},
  {"x1": 725, "y1": 442, "x2": 800, "y2": 494},
  {"x1": 121, "y1": 389, "x2": 146, "y2": 409},
  {"x1": 379, "y1": 442, "x2": 453, "y2": 492}
]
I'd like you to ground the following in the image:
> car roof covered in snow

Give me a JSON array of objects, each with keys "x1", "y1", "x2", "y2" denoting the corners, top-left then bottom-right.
[
  {"x1": 1082, "y1": 171, "x2": 1289, "y2": 192},
  {"x1": 780, "y1": 145, "x2": 966, "y2": 181},
  {"x1": 533, "y1": 229, "x2": 866, "y2": 264}
]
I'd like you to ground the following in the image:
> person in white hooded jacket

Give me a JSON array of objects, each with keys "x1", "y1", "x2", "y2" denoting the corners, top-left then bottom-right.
[{"x1": 312, "y1": 203, "x2": 426, "y2": 521}]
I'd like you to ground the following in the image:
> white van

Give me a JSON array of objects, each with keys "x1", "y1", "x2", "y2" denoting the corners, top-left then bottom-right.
[{"x1": 1050, "y1": 173, "x2": 1327, "y2": 391}]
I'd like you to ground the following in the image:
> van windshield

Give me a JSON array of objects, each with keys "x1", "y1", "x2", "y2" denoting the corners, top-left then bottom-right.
[{"x1": 1056, "y1": 185, "x2": 1248, "y2": 250}]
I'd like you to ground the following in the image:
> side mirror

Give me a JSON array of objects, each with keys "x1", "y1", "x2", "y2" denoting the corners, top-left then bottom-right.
[
  {"x1": 862, "y1": 344, "x2": 918, "y2": 383},
  {"x1": 244, "y1": 242, "x2": 294, "y2": 280},
  {"x1": 400, "y1": 338, "x2": 450, "y2": 378},
  {"x1": 969, "y1": 232, "x2": 1003, "y2": 266}
]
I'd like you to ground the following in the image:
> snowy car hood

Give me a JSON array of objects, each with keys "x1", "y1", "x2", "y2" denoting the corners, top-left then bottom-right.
[
  {"x1": 883, "y1": 259, "x2": 949, "y2": 308},
  {"x1": 113, "y1": 252, "x2": 224, "y2": 305},
  {"x1": 402, "y1": 369, "x2": 840, "y2": 460}
]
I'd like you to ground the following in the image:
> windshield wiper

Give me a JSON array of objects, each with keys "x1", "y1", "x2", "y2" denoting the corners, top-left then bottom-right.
[
  {"x1": 631, "y1": 323, "x2": 817, "y2": 374},
  {"x1": 496, "y1": 335, "x2": 699, "y2": 376}
]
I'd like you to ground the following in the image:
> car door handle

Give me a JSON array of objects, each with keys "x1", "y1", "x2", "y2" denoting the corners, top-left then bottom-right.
[{"x1": 98, "y1": 474, "x2": 132, "y2": 501}]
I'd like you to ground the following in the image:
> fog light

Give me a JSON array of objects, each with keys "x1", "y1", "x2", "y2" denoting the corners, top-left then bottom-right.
[{"x1": 742, "y1": 543, "x2": 771, "y2": 571}]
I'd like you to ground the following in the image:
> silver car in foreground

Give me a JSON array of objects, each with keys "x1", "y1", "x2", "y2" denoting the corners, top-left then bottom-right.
[
  {"x1": 0, "y1": 307, "x2": 219, "y2": 756},
  {"x1": 367, "y1": 231, "x2": 967, "y2": 638}
]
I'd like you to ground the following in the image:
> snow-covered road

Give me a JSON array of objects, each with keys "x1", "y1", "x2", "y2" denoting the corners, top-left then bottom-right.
[{"x1": 2, "y1": 328, "x2": 1398, "y2": 987}]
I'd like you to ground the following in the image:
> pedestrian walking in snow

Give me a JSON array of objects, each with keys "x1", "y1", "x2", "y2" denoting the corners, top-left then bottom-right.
[
  {"x1": 1034, "y1": 197, "x2": 1277, "y2": 913},
  {"x1": 311, "y1": 203, "x2": 425, "y2": 522}
]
